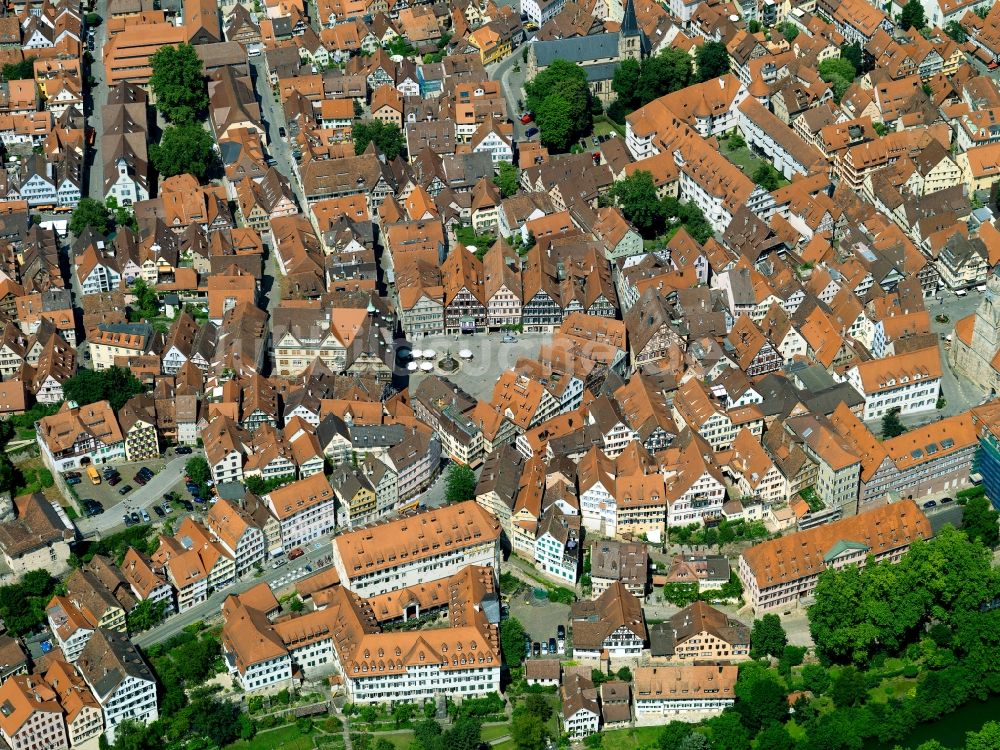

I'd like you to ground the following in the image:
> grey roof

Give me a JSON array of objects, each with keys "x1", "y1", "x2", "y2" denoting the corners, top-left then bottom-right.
[
  {"x1": 531, "y1": 33, "x2": 621, "y2": 68},
  {"x1": 349, "y1": 423, "x2": 406, "y2": 450},
  {"x1": 583, "y1": 62, "x2": 619, "y2": 83},
  {"x1": 78, "y1": 629, "x2": 154, "y2": 701}
]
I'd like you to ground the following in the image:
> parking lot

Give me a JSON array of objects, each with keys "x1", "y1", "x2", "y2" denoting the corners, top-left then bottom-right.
[
  {"x1": 508, "y1": 583, "x2": 571, "y2": 656},
  {"x1": 72, "y1": 449, "x2": 207, "y2": 535}
]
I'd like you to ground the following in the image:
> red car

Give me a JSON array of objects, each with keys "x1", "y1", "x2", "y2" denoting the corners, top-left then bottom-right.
[
  {"x1": 288, "y1": 547, "x2": 304, "y2": 560},
  {"x1": 520, "y1": 113, "x2": 534, "y2": 124}
]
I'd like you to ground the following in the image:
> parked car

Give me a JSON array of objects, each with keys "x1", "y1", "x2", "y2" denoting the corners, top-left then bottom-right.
[
  {"x1": 130, "y1": 512, "x2": 141, "y2": 525},
  {"x1": 123, "y1": 514, "x2": 133, "y2": 527},
  {"x1": 181, "y1": 500, "x2": 194, "y2": 511},
  {"x1": 139, "y1": 467, "x2": 153, "y2": 478},
  {"x1": 66, "y1": 477, "x2": 82, "y2": 485},
  {"x1": 119, "y1": 485, "x2": 133, "y2": 495},
  {"x1": 272, "y1": 558, "x2": 288, "y2": 569},
  {"x1": 525, "y1": 127, "x2": 539, "y2": 137},
  {"x1": 141, "y1": 509, "x2": 150, "y2": 523},
  {"x1": 152, "y1": 505, "x2": 165, "y2": 517},
  {"x1": 532, "y1": 641, "x2": 541, "y2": 657},
  {"x1": 941, "y1": 497, "x2": 954, "y2": 504},
  {"x1": 288, "y1": 546, "x2": 304, "y2": 560},
  {"x1": 524, "y1": 639, "x2": 532, "y2": 659},
  {"x1": 134, "y1": 474, "x2": 147, "y2": 486},
  {"x1": 520, "y1": 113, "x2": 534, "y2": 124},
  {"x1": 502, "y1": 334, "x2": 518, "y2": 343},
  {"x1": 278, "y1": 126, "x2": 287, "y2": 137},
  {"x1": 547, "y1": 638, "x2": 557, "y2": 654},
  {"x1": 108, "y1": 475, "x2": 122, "y2": 487},
  {"x1": 65, "y1": 471, "x2": 81, "y2": 479},
  {"x1": 102, "y1": 468, "x2": 118, "y2": 478},
  {"x1": 923, "y1": 500, "x2": 937, "y2": 509},
  {"x1": 176, "y1": 446, "x2": 193, "y2": 455},
  {"x1": 193, "y1": 495, "x2": 206, "y2": 504},
  {"x1": 162, "y1": 503, "x2": 173, "y2": 515},
  {"x1": 557, "y1": 625, "x2": 565, "y2": 640}
]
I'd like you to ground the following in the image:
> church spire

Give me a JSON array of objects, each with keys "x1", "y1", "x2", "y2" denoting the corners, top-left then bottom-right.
[{"x1": 621, "y1": 0, "x2": 639, "y2": 36}]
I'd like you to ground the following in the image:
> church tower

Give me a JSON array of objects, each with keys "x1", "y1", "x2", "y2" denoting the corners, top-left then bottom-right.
[
  {"x1": 618, "y1": 0, "x2": 645, "y2": 61},
  {"x1": 971, "y1": 268, "x2": 1000, "y2": 368}
]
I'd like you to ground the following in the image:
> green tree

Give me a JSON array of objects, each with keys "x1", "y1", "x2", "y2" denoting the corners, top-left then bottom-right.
[
  {"x1": 149, "y1": 43, "x2": 209, "y2": 123},
  {"x1": 525, "y1": 60, "x2": 592, "y2": 153},
  {"x1": 944, "y1": 20, "x2": 968, "y2": 42},
  {"x1": 755, "y1": 724, "x2": 795, "y2": 750},
  {"x1": 830, "y1": 665, "x2": 869, "y2": 708},
  {"x1": 151, "y1": 122, "x2": 218, "y2": 181},
  {"x1": 0, "y1": 456, "x2": 21, "y2": 496},
  {"x1": 63, "y1": 369, "x2": 105, "y2": 406},
  {"x1": 131, "y1": 278, "x2": 159, "y2": 321},
  {"x1": 678, "y1": 734, "x2": 711, "y2": 750},
  {"x1": 900, "y1": 0, "x2": 926, "y2": 30},
  {"x1": 780, "y1": 22, "x2": 799, "y2": 42},
  {"x1": 523, "y1": 694, "x2": 553, "y2": 722},
  {"x1": 967, "y1": 721, "x2": 1000, "y2": 750},
  {"x1": 186, "y1": 456, "x2": 211, "y2": 485},
  {"x1": 494, "y1": 161, "x2": 519, "y2": 198},
  {"x1": 705, "y1": 712, "x2": 750, "y2": 750},
  {"x1": 445, "y1": 463, "x2": 477, "y2": 503},
  {"x1": 352, "y1": 120, "x2": 406, "y2": 160},
  {"x1": 752, "y1": 163, "x2": 782, "y2": 191},
  {"x1": 414, "y1": 719, "x2": 443, "y2": 750},
  {"x1": 748, "y1": 20, "x2": 761, "y2": 32},
  {"x1": 610, "y1": 170, "x2": 663, "y2": 238},
  {"x1": 962, "y1": 495, "x2": 1000, "y2": 548},
  {"x1": 105, "y1": 366, "x2": 146, "y2": 410},
  {"x1": 696, "y1": 41, "x2": 730, "y2": 81},
  {"x1": 750, "y1": 613, "x2": 787, "y2": 659},
  {"x1": 510, "y1": 710, "x2": 547, "y2": 750},
  {"x1": 635, "y1": 48, "x2": 692, "y2": 106},
  {"x1": 881, "y1": 406, "x2": 905, "y2": 438},
  {"x1": 612, "y1": 57, "x2": 641, "y2": 109},
  {"x1": 2, "y1": 56, "x2": 35, "y2": 81},
  {"x1": 127, "y1": 599, "x2": 166, "y2": 632},
  {"x1": 841, "y1": 43, "x2": 863, "y2": 73},
  {"x1": 801, "y1": 663, "x2": 831, "y2": 695},
  {"x1": 657, "y1": 722, "x2": 693, "y2": 750},
  {"x1": 70, "y1": 197, "x2": 112, "y2": 236},
  {"x1": 444, "y1": 717, "x2": 481, "y2": 750},
  {"x1": 734, "y1": 662, "x2": 788, "y2": 732},
  {"x1": 818, "y1": 58, "x2": 856, "y2": 104},
  {"x1": 106, "y1": 196, "x2": 137, "y2": 232},
  {"x1": 500, "y1": 616, "x2": 526, "y2": 666}
]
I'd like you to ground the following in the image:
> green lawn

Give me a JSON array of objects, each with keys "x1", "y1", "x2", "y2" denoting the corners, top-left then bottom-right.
[
  {"x1": 723, "y1": 144, "x2": 790, "y2": 188},
  {"x1": 225, "y1": 725, "x2": 315, "y2": 750},
  {"x1": 380, "y1": 731, "x2": 415, "y2": 750},
  {"x1": 596, "y1": 725, "x2": 663, "y2": 750},
  {"x1": 593, "y1": 116, "x2": 625, "y2": 138},
  {"x1": 482, "y1": 724, "x2": 511, "y2": 742},
  {"x1": 494, "y1": 740, "x2": 516, "y2": 750}
]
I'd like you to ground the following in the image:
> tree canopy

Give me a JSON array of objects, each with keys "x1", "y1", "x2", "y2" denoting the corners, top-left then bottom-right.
[
  {"x1": 70, "y1": 198, "x2": 111, "y2": 236},
  {"x1": 881, "y1": 406, "x2": 906, "y2": 438},
  {"x1": 750, "y1": 613, "x2": 788, "y2": 659},
  {"x1": 500, "y1": 616, "x2": 526, "y2": 667},
  {"x1": 352, "y1": 120, "x2": 406, "y2": 160},
  {"x1": 494, "y1": 161, "x2": 519, "y2": 198},
  {"x1": 2, "y1": 56, "x2": 35, "y2": 81},
  {"x1": 151, "y1": 122, "x2": 218, "y2": 182},
  {"x1": 63, "y1": 366, "x2": 145, "y2": 412},
  {"x1": 809, "y1": 526, "x2": 999, "y2": 665},
  {"x1": 149, "y1": 43, "x2": 208, "y2": 123},
  {"x1": 818, "y1": 57, "x2": 857, "y2": 103},
  {"x1": 613, "y1": 48, "x2": 693, "y2": 112},
  {"x1": 752, "y1": 163, "x2": 783, "y2": 191},
  {"x1": 962, "y1": 495, "x2": 1000, "y2": 549},
  {"x1": 901, "y1": 0, "x2": 926, "y2": 30},
  {"x1": 445, "y1": 463, "x2": 477, "y2": 503},
  {"x1": 525, "y1": 59, "x2": 592, "y2": 153},
  {"x1": 696, "y1": 41, "x2": 730, "y2": 81}
]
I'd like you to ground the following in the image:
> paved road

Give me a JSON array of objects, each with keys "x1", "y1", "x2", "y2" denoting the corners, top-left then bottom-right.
[
  {"x1": 133, "y1": 542, "x2": 333, "y2": 648},
  {"x1": 75, "y1": 455, "x2": 191, "y2": 535},
  {"x1": 85, "y1": 0, "x2": 110, "y2": 201},
  {"x1": 489, "y1": 44, "x2": 531, "y2": 142},
  {"x1": 249, "y1": 56, "x2": 305, "y2": 210}
]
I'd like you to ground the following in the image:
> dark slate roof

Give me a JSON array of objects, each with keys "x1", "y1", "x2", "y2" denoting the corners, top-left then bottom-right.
[{"x1": 531, "y1": 33, "x2": 621, "y2": 67}]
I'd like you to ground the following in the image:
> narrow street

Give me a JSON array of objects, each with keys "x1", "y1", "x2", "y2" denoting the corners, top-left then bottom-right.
[{"x1": 85, "y1": 0, "x2": 109, "y2": 201}]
